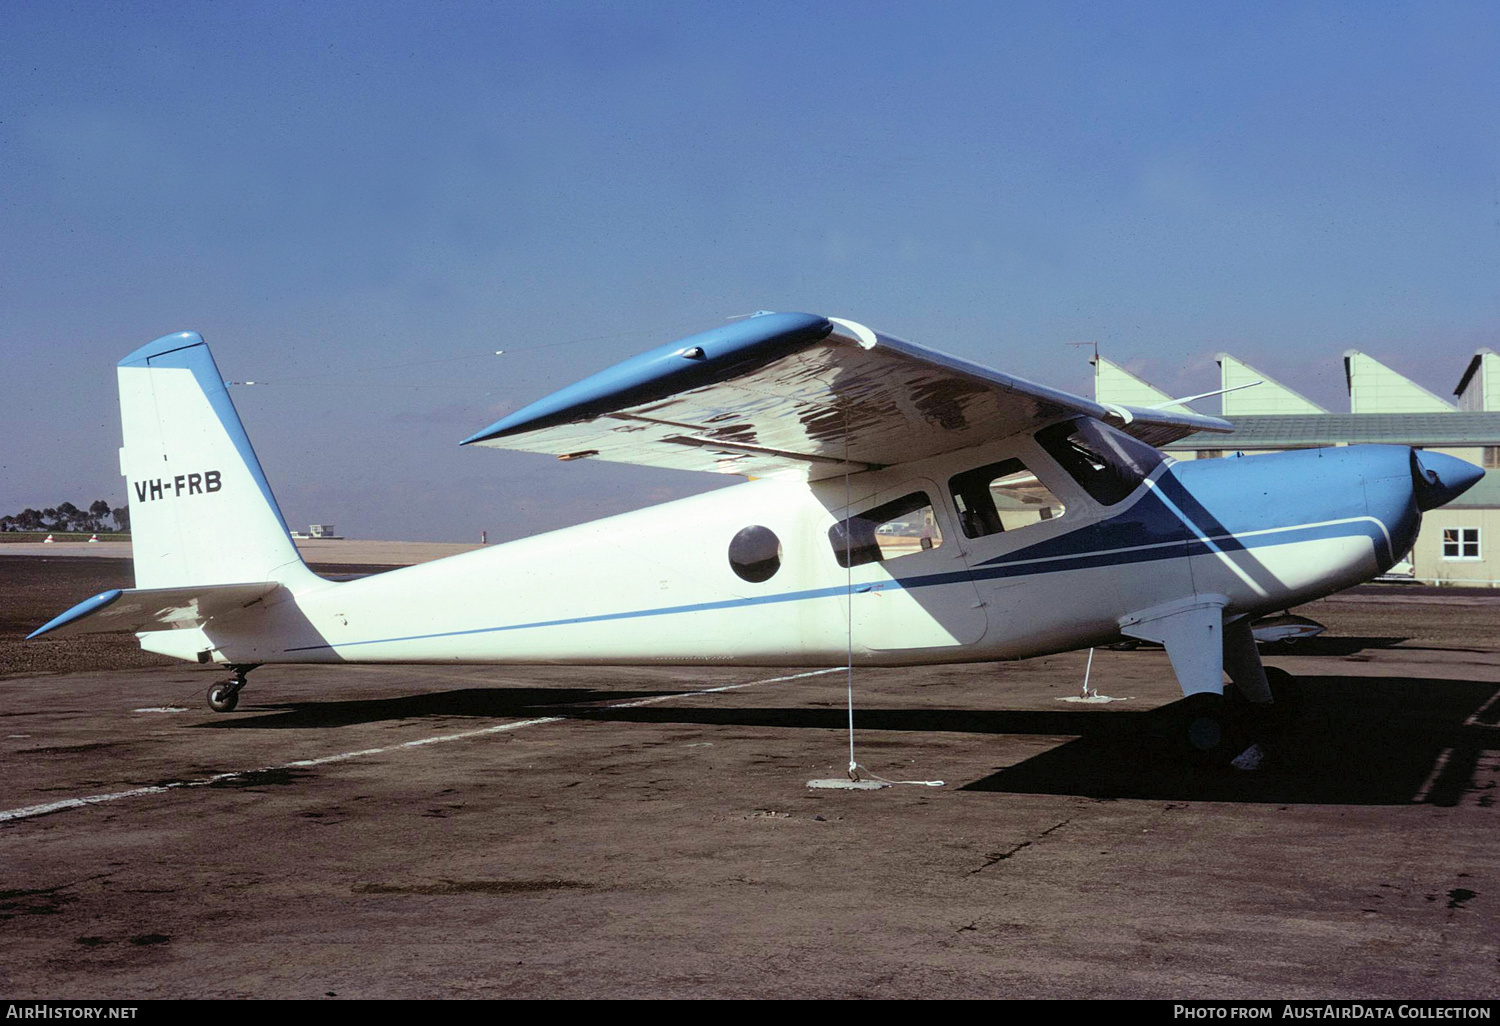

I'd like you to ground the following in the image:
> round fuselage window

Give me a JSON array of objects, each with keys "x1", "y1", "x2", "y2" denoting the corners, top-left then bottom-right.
[{"x1": 728, "y1": 525, "x2": 781, "y2": 582}]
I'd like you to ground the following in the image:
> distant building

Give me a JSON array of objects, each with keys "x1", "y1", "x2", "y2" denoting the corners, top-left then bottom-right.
[
  {"x1": 1456, "y1": 348, "x2": 1500, "y2": 412},
  {"x1": 290, "y1": 523, "x2": 343, "y2": 540},
  {"x1": 1095, "y1": 349, "x2": 1500, "y2": 587}
]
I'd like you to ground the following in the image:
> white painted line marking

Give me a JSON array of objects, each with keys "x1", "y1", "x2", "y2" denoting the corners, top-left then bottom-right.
[
  {"x1": 1464, "y1": 687, "x2": 1500, "y2": 728},
  {"x1": 608, "y1": 668, "x2": 841, "y2": 708},
  {"x1": 0, "y1": 668, "x2": 842, "y2": 824},
  {"x1": 1413, "y1": 747, "x2": 1453, "y2": 804}
]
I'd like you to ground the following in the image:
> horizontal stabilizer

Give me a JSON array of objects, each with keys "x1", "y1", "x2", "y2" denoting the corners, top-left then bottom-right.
[{"x1": 27, "y1": 582, "x2": 282, "y2": 639}]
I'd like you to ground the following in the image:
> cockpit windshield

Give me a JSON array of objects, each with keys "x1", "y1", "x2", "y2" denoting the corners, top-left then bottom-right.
[{"x1": 1034, "y1": 418, "x2": 1163, "y2": 506}]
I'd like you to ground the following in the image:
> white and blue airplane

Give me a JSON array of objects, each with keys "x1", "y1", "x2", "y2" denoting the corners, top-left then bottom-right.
[{"x1": 29, "y1": 313, "x2": 1484, "y2": 761}]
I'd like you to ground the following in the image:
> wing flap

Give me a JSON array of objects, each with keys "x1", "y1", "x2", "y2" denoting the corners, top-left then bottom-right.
[
  {"x1": 463, "y1": 313, "x2": 1232, "y2": 477},
  {"x1": 27, "y1": 582, "x2": 283, "y2": 639}
]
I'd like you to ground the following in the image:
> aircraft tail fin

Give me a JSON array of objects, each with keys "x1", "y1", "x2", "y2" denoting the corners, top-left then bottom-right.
[{"x1": 117, "y1": 332, "x2": 322, "y2": 593}]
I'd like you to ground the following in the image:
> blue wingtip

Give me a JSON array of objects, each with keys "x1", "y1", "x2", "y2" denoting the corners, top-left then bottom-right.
[
  {"x1": 460, "y1": 312, "x2": 832, "y2": 446},
  {"x1": 119, "y1": 331, "x2": 204, "y2": 368},
  {"x1": 27, "y1": 590, "x2": 124, "y2": 640}
]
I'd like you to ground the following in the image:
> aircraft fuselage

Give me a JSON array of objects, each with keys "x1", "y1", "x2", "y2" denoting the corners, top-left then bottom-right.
[{"x1": 143, "y1": 434, "x2": 1424, "y2": 670}]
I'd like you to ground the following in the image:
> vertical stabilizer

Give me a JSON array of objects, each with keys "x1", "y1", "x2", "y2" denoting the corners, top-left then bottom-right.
[{"x1": 118, "y1": 332, "x2": 321, "y2": 592}]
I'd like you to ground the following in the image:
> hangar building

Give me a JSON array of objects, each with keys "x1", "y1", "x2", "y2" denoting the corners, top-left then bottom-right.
[{"x1": 1095, "y1": 348, "x2": 1500, "y2": 587}]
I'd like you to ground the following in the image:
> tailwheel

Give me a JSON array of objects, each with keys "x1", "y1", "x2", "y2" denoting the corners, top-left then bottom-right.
[{"x1": 206, "y1": 664, "x2": 258, "y2": 713}]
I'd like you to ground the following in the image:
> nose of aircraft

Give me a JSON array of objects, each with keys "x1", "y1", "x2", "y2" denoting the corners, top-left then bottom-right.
[{"x1": 1411, "y1": 449, "x2": 1485, "y2": 511}]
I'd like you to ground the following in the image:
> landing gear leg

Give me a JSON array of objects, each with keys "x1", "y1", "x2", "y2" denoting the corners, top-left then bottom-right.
[
  {"x1": 1218, "y1": 618, "x2": 1290, "y2": 729},
  {"x1": 207, "y1": 664, "x2": 259, "y2": 713},
  {"x1": 1223, "y1": 617, "x2": 1301, "y2": 760},
  {"x1": 1120, "y1": 596, "x2": 1248, "y2": 764},
  {"x1": 1260, "y1": 665, "x2": 1302, "y2": 726}
]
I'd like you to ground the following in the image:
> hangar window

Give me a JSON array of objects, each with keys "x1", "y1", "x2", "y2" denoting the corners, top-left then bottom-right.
[
  {"x1": 729, "y1": 525, "x2": 782, "y2": 582},
  {"x1": 948, "y1": 459, "x2": 1066, "y2": 539},
  {"x1": 829, "y1": 492, "x2": 943, "y2": 569},
  {"x1": 1036, "y1": 418, "x2": 1162, "y2": 507},
  {"x1": 1442, "y1": 527, "x2": 1481, "y2": 561}
]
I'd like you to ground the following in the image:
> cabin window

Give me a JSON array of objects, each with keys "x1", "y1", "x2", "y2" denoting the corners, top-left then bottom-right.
[
  {"x1": 829, "y1": 492, "x2": 943, "y2": 569},
  {"x1": 948, "y1": 459, "x2": 1066, "y2": 539},
  {"x1": 728, "y1": 525, "x2": 782, "y2": 582},
  {"x1": 1442, "y1": 527, "x2": 1481, "y2": 561},
  {"x1": 1035, "y1": 418, "x2": 1162, "y2": 507}
]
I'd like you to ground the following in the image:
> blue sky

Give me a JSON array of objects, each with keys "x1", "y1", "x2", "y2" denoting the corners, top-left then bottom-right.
[{"x1": 4, "y1": 1, "x2": 1497, "y2": 541}]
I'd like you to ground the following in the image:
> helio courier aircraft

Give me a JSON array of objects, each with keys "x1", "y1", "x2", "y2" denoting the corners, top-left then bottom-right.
[{"x1": 30, "y1": 312, "x2": 1484, "y2": 762}]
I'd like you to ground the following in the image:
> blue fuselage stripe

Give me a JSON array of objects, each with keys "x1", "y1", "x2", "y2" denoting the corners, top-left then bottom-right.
[{"x1": 282, "y1": 516, "x2": 1382, "y2": 654}]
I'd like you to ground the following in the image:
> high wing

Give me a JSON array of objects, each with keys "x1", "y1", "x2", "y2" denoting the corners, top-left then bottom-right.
[{"x1": 461, "y1": 313, "x2": 1232, "y2": 478}]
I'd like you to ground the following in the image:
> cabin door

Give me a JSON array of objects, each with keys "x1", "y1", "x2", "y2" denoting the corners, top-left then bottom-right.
[{"x1": 828, "y1": 478, "x2": 986, "y2": 652}]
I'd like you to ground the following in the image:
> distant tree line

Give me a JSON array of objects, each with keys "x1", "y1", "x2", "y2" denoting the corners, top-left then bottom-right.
[{"x1": 1, "y1": 501, "x2": 129, "y2": 533}]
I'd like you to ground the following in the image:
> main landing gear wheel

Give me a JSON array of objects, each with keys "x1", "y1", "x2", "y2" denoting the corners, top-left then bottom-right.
[
  {"x1": 206, "y1": 665, "x2": 258, "y2": 713},
  {"x1": 1225, "y1": 667, "x2": 1301, "y2": 738},
  {"x1": 1174, "y1": 693, "x2": 1245, "y2": 766}
]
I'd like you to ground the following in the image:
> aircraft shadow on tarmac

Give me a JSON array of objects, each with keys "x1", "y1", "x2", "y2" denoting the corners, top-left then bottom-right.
[
  {"x1": 1115, "y1": 636, "x2": 1496, "y2": 658},
  {"x1": 1112, "y1": 635, "x2": 1412, "y2": 656},
  {"x1": 200, "y1": 674, "x2": 1500, "y2": 808},
  {"x1": 959, "y1": 674, "x2": 1500, "y2": 807},
  {"x1": 1260, "y1": 637, "x2": 1493, "y2": 657},
  {"x1": 192, "y1": 686, "x2": 687, "y2": 729}
]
